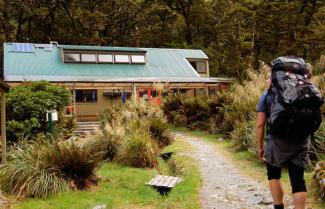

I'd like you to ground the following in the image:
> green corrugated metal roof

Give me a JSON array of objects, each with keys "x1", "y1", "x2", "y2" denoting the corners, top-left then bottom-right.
[{"x1": 4, "y1": 43, "x2": 210, "y2": 82}]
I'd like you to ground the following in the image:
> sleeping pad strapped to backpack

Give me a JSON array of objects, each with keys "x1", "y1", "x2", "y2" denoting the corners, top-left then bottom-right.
[{"x1": 267, "y1": 56, "x2": 324, "y2": 142}]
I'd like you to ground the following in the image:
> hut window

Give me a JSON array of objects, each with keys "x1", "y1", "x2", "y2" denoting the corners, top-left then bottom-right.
[
  {"x1": 115, "y1": 54, "x2": 129, "y2": 63},
  {"x1": 81, "y1": 54, "x2": 96, "y2": 63},
  {"x1": 131, "y1": 55, "x2": 145, "y2": 64},
  {"x1": 98, "y1": 54, "x2": 113, "y2": 63},
  {"x1": 196, "y1": 61, "x2": 207, "y2": 73},
  {"x1": 151, "y1": 90, "x2": 158, "y2": 97},
  {"x1": 63, "y1": 50, "x2": 146, "y2": 64},
  {"x1": 188, "y1": 60, "x2": 207, "y2": 73},
  {"x1": 76, "y1": 90, "x2": 97, "y2": 102},
  {"x1": 64, "y1": 53, "x2": 80, "y2": 63}
]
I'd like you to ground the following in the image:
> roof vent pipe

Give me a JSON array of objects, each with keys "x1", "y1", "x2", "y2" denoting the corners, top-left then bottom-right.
[{"x1": 50, "y1": 41, "x2": 59, "y2": 47}]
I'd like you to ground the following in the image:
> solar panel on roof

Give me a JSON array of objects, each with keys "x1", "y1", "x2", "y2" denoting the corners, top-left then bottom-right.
[
  {"x1": 12, "y1": 43, "x2": 35, "y2": 53},
  {"x1": 34, "y1": 44, "x2": 53, "y2": 51}
]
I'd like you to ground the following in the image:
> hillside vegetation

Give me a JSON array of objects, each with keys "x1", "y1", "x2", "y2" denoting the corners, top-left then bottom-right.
[
  {"x1": 1, "y1": 0, "x2": 324, "y2": 78},
  {"x1": 163, "y1": 61, "x2": 325, "y2": 163}
]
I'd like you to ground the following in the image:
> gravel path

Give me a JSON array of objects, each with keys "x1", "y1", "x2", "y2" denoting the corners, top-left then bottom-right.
[{"x1": 175, "y1": 132, "x2": 293, "y2": 209}]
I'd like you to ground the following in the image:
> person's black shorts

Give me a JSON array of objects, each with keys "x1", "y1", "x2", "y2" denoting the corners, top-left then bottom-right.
[{"x1": 266, "y1": 162, "x2": 307, "y2": 194}]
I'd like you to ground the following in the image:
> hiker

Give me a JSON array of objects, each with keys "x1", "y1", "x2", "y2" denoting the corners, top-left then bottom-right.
[{"x1": 256, "y1": 57, "x2": 323, "y2": 209}]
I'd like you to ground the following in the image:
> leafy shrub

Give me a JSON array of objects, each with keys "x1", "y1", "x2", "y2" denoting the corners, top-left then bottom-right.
[
  {"x1": 230, "y1": 119, "x2": 257, "y2": 151},
  {"x1": 116, "y1": 131, "x2": 158, "y2": 168},
  {"x1": 173, "y1": 112, "x2": 188, "y2": 126},
  {"x1": 162, "y1": 94, "x2": 223, "y2": 129},
  {"x1": 311, "y1": 73, "x2": 325, "y2": 114},
  {"x1": 54, "y1": 113, "x2": 76, "y2": 139},
  {"x1": 162, "y1": 94, "x2": 184, "y2": 122},
  {"x1": 182, "y1": 96, "x2": 210, "y2": 123},
  {"x1": 6, "y1": 80, "x2": 72, "y2": 141},
  {"x1": 309, "y1": 121, "x2": 325, "y2": 164},
  {"x1": 0, "y1": 139, "x2": 102, "y2": 198},
  {"x1": 6, "y1": 118, "x2": 41, "y2": 142}
]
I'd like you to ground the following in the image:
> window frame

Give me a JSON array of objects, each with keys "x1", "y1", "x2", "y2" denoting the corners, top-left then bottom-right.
[
  {"x1": 81, "y1": 53, "x2": 97, "y2": 63},
  {"x1": 114, "y1": 53, "x2": 130, "y2": 63},
  {"x1": 64, "y1": 53, "x2": 81, "y2": 63},
  {"x1": 75, "y1": 89, "x2": 97, "y2": 103},
  {"x1": 98, "y1": 53, "x2": 114, "y2": 63},
  {"x1": 187, "y1": 59, "x2": 208, "y2": 74},
  {"x1": 131, "y1": 54, "x2": 146, "y2": 64}
]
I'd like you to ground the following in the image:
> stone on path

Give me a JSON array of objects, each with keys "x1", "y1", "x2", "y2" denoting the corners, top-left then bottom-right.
[{"x1": 92, "y1": 204, "x2": 107, "y2": 209}]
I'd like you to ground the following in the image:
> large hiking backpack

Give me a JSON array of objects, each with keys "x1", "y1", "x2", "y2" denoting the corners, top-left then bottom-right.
[{"x1": 267, "y1": 56, "x2": 324, "y2": 141}]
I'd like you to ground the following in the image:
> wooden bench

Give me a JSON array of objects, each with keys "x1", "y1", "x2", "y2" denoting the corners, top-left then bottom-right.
[{"x1": 147, "y1": 175, "x2": 182, "y2": 195}]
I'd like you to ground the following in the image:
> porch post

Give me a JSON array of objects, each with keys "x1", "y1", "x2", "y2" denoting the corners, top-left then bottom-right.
[
  {"x1": 206, "y1": 87, "x2": 210, "y2": 97},
  {"x1": 132, "y1": 83, "x2": 137, "y2": 102},
  {"x1": 1, "y1": 92, "x2": 6, "y2": 164},
  {"x1": 73, "y1": 87, "x2": 76, "y2": 115}
]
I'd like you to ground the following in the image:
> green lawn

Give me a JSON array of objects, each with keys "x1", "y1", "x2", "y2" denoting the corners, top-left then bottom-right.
[
  {"x1": 172, "y1": 126, "x2": 325, "y2": 209},
  {"x1": 13, "y1": 137, "x2": 201, "y2": 209}
]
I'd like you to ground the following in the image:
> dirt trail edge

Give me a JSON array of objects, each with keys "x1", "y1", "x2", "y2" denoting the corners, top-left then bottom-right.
[{"x1": 175, "y1": 132, "x2": 293, "y2": 209}]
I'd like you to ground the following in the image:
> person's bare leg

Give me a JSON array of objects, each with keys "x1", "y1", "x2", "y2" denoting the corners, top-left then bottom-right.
[
  {"x1": 288, "y1": 162, "x2": 307, "y2": 209},
  {"x1": 269, "y1": 179, "x2": 284, "y2": 205},
  {"x1": 293, "y1": 192, "x2": 307, "y2": 209}
]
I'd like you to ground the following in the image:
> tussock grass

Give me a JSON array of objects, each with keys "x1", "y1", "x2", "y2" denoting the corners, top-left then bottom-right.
[
  {"x1": 14, "y1": 137, "x2": 201, "y2": 209},
  {"x1": 148, "y1": 117, "x2": 173, "y2": 148},
  {"x1": 0, "y1": 142, "x2": 68, "y2": 198},
  {"x1": 97, "y1": 100, "x2": 173, "y2": 168},
  {"x1": 116, "y1": 130, "x2": 158, "y2": 168},
  {"x1": 314, "y1": 55, "x2": 325, "y2": 75},
  {"x1": 0, "y1": 140, "x2": 102, "y2": 198}
]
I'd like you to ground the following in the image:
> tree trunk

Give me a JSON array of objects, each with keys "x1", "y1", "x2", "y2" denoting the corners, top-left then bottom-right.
[{"x1": 1, "y1": 0, "x2": 13, "y2": 41}]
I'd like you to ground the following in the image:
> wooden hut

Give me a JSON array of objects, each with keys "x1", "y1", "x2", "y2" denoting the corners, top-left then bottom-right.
[{"x1": 3, "y1": 42, "x2": 232, "y2": 121}]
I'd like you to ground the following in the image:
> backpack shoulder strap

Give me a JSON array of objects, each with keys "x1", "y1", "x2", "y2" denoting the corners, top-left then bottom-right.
[{"x1": 263, "y1": 87, "x2": 272, "y2": 115}]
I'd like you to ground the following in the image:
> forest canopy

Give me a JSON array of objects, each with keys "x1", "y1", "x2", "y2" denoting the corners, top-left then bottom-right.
[{"x1": 0, "y1": 0, "x2": 324, "y2": 78}]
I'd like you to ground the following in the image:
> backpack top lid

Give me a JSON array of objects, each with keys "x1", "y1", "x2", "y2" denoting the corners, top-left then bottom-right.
[{"x1": 271, "y1": 56, "x2": 308, "y2": 75}]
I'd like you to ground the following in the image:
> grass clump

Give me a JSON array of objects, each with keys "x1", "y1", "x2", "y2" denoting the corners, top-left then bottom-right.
[
  {"x1": 116, "y1": 131, "x2": 158, "y2": 168},
  {"x1": 84, "y1": 121, "x2": 124, "y2": 161},
  {"x1": 96, "y1": 100, "x2": 173, "y2": 168},
  {"x1": 148, "y1": 117, "x2": 173, "y2": 148},
  {"x1": 50, "y1": 142, "x2": 102, "y2": 189},
  {"x1": 0, "y1": 141, "x2": 68, "y2": 198},
  {"x1": 0, "y1": 139, "x2": 102, "y2": 198}
]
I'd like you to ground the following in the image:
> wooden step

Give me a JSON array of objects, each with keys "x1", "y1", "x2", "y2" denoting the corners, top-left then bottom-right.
[{"x1": 73, "y1": 121, "x2": 100, "y2": 136}]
